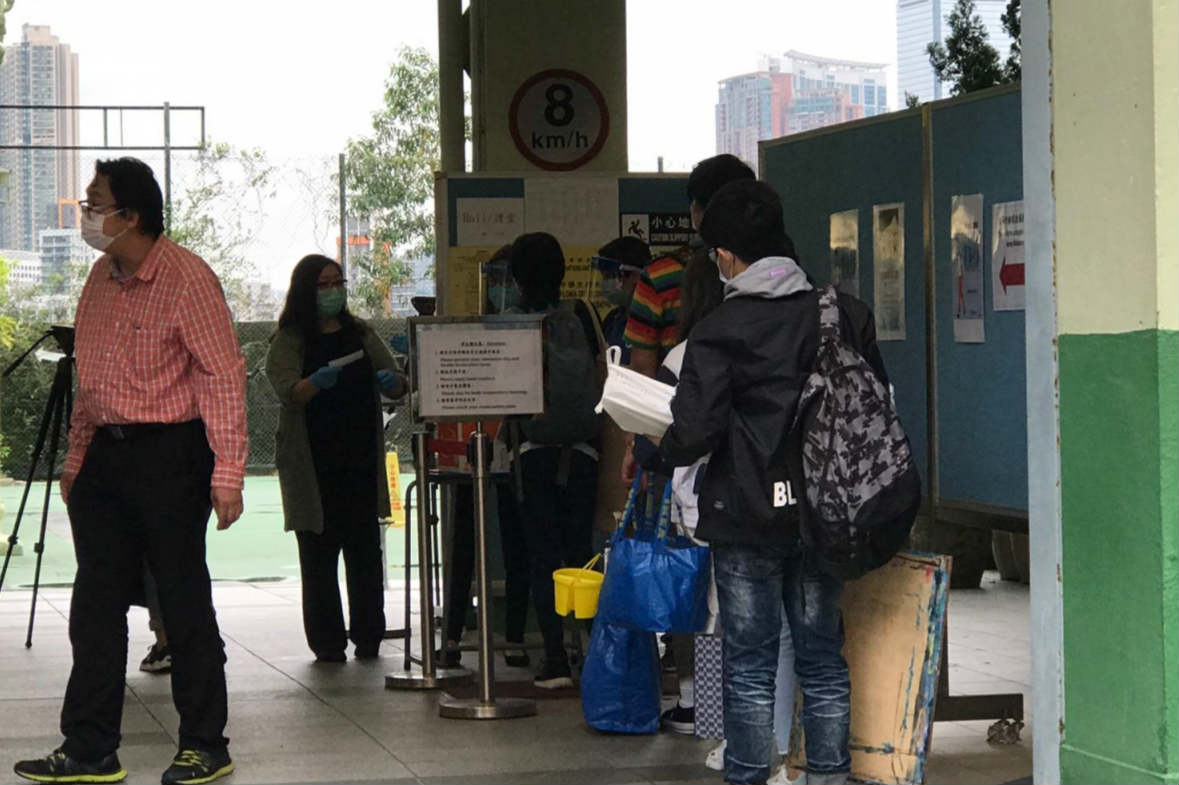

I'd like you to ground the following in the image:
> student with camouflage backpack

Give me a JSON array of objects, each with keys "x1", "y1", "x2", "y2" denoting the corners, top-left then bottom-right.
[
  {"x1": 642, "y1": 181, "x2": 892, "y2": 785},
  {"x1": 506, "y1": 232, "x2": 604, "y2": 689}
]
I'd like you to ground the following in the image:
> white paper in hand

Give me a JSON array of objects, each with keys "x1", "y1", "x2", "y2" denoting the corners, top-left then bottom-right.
[
  {"x1": 594, "y1": 346, "x2": 675, "y2": 438},
  {"x1": 328, "y1": 350, "x2": 364, "y2": 368}
]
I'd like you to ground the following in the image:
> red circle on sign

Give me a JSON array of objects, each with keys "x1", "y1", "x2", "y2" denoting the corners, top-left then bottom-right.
[{"x1": 508, "y1": 69, "x2": 610, "y2": 172}]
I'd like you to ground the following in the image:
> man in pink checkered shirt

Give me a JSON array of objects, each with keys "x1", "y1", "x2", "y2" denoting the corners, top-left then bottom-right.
[{"x1": 15, "y1": 158, "x2": 245, "y2": 785}]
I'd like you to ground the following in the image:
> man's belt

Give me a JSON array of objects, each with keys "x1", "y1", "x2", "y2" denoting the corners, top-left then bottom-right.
[{"x1": 98, "y1": 420, "x2": 199, "y2": 440}]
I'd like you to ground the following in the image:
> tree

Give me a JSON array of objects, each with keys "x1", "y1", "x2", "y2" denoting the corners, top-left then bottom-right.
[
  {"x1": 927, "y1": 0, "x2": 1008, "y2": 96},
  {"x1": 1001, "y1": 0, "x2": 1021, "y2": 81},
  {"x1": 167, "y1": 142, "x2": 277, "y2": 319},
  {"x1": 0, "y1": 1, "x2": 15, "y2": 67},
  {"x1": 905, "y1": 93, "x2": 922, "y2": 109},
  {"x1": 343, "y1": 47, "x2": 440, "y2": 316}
]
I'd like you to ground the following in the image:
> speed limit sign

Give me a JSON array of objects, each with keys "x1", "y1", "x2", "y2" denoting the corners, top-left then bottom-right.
[{"x1": 509, "y1": 69, "x2": 610, "y2": 171}]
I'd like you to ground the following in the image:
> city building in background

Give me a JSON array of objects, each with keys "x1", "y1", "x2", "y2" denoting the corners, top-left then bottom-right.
[
  {"x1": 715, "y1": 50, "x2": 888, "y2": 173},
  {"x1": 0, "y1": 247, "x2": 43, "y2": 293},
  {"x1": 897, "y1": 0, "x2": 1014, "y2": 103},
  {"x1": 38, "y1": 227, "x2": 90, "y2": 288},
  {"x1": 0, "y1": 24, "x2": 81, "y2": 252}
]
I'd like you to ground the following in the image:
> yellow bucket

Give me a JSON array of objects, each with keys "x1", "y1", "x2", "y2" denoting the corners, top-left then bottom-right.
[{"x1": 553, "y1": 554, "x2": 604, "y2": 619}]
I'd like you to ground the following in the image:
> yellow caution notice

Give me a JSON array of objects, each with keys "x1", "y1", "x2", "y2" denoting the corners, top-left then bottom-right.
[{"x1": 386, "y1": 452, "x2": 406, "y2": 527}]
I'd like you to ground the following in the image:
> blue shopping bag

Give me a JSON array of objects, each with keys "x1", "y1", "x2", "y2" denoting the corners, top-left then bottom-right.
[
  {"x1": 597, "y1": 473, "x2": 711, "y2": 634},
  {"x1": 580, "y1": 619, "x2": 661, "y2": 734}
]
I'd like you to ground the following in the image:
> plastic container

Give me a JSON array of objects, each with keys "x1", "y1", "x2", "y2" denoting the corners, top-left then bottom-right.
[{"x1": 553, "y1": 554, "x2": 604, "y2": 619}]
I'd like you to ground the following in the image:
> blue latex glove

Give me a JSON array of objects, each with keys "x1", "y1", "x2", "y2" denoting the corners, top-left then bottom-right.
[
  {"x1": 376, "y1": 368, "x2": 400, "y2": 395},
  {"x1": 309, "y1": 365, "x2": 342, "y2": 390}
]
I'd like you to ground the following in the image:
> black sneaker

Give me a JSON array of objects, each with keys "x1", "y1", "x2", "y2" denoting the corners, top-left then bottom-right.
[
  {"x1": 161, "y1": 748, "x2": 234, "y2": 785},
  {"x1": 313, "y1": 650, "x2": 346, "y2": 664},
  {"x1": 354, "y1": 645, "x2": 381, "y2": 660},
  {"x1": 13, "y1": 748, "x2": 126, "y2": 783},
  {"x1": 661, "y1": 703, "x2": 695, "y2": 734},
  {"x1": 139, "y1": 643, "x2": 172, "y2": 674},
  {"x1": 504, "y1": 647, "x2": 531, "y2": 668},
  {"x1": 435, "y1": 644, "x2": 461, "y2": 668},
  {"x1": 533, "y1": 658, "x2": 573, "y2": 689}
]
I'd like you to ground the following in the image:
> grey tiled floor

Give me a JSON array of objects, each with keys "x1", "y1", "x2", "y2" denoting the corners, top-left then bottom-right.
[{"x1": 0, "y1": 573, "x2": 1032, "y2": 785}]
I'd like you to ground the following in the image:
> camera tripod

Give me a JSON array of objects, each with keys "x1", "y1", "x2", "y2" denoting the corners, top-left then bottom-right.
[{"x1": 0, "y1": 326, "x2": 75, "y2": 648}]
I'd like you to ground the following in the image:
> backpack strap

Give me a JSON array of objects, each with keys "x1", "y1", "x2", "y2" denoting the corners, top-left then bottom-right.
[{"x1": 818, "y1": 285, "x2": 841, "y2": 343}]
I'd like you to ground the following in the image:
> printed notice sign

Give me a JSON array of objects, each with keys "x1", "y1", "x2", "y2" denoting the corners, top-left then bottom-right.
[
  {"x1": 414, "y1": 317, "x2": 545, "y2": 420},
  {"x1": 991, "y1": 200, "x2": 1025, "y2": 311},
  {"x1": 951, "y1": 194, "x2": 986, "y2": 343}
]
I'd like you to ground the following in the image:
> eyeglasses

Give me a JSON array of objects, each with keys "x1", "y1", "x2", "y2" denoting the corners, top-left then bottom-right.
[
  {"x1": 78, "y1": 200, "x2": 124, "y2": 219},
  {"x1": 317, "y1": 278, "x2": 347, "y2": 290}
]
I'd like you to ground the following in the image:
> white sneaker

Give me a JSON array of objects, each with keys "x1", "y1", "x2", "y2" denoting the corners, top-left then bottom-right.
[
  {"x1": 767, "y1": 765, "x2": 798, "y2": 785},
  {"x1": 705, "y1": 741, "x2": 725, "y2": 771}
]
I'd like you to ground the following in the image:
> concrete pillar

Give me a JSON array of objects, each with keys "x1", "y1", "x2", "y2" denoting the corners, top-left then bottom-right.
[{"x1": 1025, "y1": 1, "x2": 1178, "y2": 782}]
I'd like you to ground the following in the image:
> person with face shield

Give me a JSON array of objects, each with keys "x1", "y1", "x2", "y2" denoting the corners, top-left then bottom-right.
[
  {"x1": 265, "y1": 255, "x2": 406, "y2": 665},
  {"x1": 591, "y1": 236, "x2": 651, "y2": 366},
  {"x1": 438, "y1": 247, "x2": 534, "y2": 670}
]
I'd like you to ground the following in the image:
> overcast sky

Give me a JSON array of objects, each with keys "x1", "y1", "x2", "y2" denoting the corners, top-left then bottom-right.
[{"x1": 5, "y1": 0, "x2": 899, "y2": 285}]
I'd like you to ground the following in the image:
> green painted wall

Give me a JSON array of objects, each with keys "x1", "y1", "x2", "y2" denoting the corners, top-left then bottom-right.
[{"x1": 1059, "y1": 329, "x2": 1179, "y2": 784}]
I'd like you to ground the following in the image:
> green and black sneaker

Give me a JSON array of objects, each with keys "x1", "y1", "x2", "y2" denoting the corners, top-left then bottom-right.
[
  {"x1": 13, "y1": 748, "x2": 126, "y2": 783},
  {"x1": 160, "y1": 748, "x2": 234, "y2": 785}
]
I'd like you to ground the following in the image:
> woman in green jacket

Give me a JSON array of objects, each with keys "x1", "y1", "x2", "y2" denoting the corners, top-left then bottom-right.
[{"x1": 265, "y1": 254, "x2": 406, "y2": 663}]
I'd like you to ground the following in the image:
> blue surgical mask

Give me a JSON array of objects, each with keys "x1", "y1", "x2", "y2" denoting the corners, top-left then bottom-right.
[
  {"x1": 600, "y1": 278, "x2": 628, "y2": 306},
  {"x1": 488, "y1": 284, "x2": 520, "y2": 313}
]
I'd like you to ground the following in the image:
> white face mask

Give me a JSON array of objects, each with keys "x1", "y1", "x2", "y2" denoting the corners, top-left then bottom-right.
[{"x1": 80, "y1": 208, "x2": 126, "y2": 251}]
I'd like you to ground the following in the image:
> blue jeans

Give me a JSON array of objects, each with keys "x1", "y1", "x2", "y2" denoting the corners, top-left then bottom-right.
[{"x1": 715, "y1": 542, "x2": 850, "y2": 784}]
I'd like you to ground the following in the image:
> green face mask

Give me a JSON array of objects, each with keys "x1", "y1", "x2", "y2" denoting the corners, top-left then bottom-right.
[{"x1": 317, "y1": 288, "x2": 346, "y2": 319}]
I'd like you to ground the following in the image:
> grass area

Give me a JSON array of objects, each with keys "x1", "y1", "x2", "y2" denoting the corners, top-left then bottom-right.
[{"x1": 0, "y1": 474, "x2": 420, "y2": 589}]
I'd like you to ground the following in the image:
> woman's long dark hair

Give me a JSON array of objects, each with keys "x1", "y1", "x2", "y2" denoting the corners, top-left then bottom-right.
[
  {"x1": 677, "y1": 246, "x2": 724, "y2": 342},
  {"x1": 277, "y1": 254, "x2": 358, "y2": 343}
]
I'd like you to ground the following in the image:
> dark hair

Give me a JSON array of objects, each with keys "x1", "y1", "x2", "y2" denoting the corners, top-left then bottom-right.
[
  {"x1": 94, "y1": 158, "x2": 165, "y2": 238},
  {"x1": 699, "y1": 179, "x2": 795, "y2": 264},
  {"x1": 686, "y1": 154, "x2": 756, "y2": 209},
  {"x1": 277, "y1": 254, "x2": 358, "y2": 342},
  {"x1": 597, "y1": 236, "x2": 651, "y2": 269},
  {"x1": 509, "y1": 232, "x2": 565, "y2": 310},
  {"x1": 678, "y1": 248, "x2": 725, "y2": 341}
]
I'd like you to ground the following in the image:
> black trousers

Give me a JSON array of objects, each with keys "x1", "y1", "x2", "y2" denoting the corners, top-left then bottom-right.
[
  {"x1": 62, "y1": 421, "x2": 227, "y2": 761},
  {"x1": 516, "y1": 448, "x2": 597, "y2": 663},
  {"x1": 295, "y1": 464, "x2": 385, "y2": 656},
  {"x1": 445, "y1": 482, "x2": 531, "y2": 643}
]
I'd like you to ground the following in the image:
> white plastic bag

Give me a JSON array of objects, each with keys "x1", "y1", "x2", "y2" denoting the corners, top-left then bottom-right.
[{"x1": 594, "y1": 346, "x2": 675, "y2": 438}]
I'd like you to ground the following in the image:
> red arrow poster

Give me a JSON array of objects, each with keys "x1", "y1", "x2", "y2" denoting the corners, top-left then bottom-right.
[{"x1": 991, "y1": 200, "x2": 1026, "y2": 311}]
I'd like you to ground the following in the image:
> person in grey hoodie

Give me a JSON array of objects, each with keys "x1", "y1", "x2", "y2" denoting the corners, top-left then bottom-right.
[{"x1": 643, "y1": 179, "x2": 887, "y2": 785}]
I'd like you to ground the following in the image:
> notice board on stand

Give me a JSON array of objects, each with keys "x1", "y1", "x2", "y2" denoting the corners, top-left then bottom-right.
[{"x1": 790, "y1": 552, "x2": 951, "y2": 785}]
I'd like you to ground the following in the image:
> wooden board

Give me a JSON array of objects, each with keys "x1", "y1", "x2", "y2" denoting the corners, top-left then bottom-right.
[{"x1": 790, "y1": 551, "x2": 951, "y2": 785}]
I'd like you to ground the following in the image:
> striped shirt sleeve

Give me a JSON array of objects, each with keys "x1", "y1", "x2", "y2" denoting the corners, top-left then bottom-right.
[{"x1": 624, "y1": 256, "x2": 684, "y2": 354}]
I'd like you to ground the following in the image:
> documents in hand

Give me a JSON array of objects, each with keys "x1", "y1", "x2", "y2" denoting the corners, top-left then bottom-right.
[
  {"x1": 594, "y1": 346, "x2": 675, "y2": 439},
  {"x1": 328, "y1": 350, "x2": 364, "y2": 368}
]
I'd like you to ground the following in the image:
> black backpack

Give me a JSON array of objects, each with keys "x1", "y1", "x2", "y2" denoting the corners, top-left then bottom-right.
[
  {"x1": 794, "y1": 286, "x2": 921, "y2": 579},
  {"x1": 518, "y1": 299, "x2": 603, "y2": 447}
]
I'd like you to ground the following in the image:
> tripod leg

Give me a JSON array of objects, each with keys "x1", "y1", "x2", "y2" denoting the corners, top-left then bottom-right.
[
  {"x1": 26, "y1": 365, "x2": 68, "y2": 648},
  {"x1": 0, "y1": 365, "x2": 60, "y2": 593}
]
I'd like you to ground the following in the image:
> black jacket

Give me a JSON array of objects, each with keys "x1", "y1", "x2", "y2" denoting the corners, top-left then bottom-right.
[{"x1": 649, "y1": 261, "x2": 885, "y2": 547}]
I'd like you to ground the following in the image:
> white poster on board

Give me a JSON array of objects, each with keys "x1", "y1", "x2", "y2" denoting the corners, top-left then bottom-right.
[
  {"x1": 524, "y1": 176, "x2": 618, "y2": 247},
  {"x1": 415, "y1": 319, "x2": 545, "y2": 420},
  {"x1": 991, "y1": 200, "x2": 1025, "y2": 311},
  {"x1": 829, "y1": 209, "x2": 860, "y2": 298},
  {"x1": 873, "y1": 203, "x2": 906, "y2": 341},
  {"x1": 951, "y1": 194, "x2": 986, "y2": 343},
  {"x1": 455, "y1": 198, "x2": 525, "y2": 247}
]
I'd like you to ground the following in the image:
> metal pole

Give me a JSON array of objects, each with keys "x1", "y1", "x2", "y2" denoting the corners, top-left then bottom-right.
[
  {"x1": 338, "y1": 153, "x2": 348, "y2": 280},
  {"x1": 438, "y1": 425, "x2": 536, "y2": 719},
  {"x1": 163, "y1": 102, "x2": 172, "y2": 233},
  {"x1": 387, "y1": 431, "x2": 471, "y2": 690},
  {"x1": 437, "y1": 0, "x2": 465, "y2": 172}
]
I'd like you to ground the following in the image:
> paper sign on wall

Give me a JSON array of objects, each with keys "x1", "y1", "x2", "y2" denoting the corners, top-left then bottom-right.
[
  {"x1": 829, "y1": 209, "x2": 860, "y2": 298},
  {"x1": 873, "y1": 203, "x2": 906, "y2": 341},
  {"x1": 524, "y1": 176, "x2": 618, "y2": 247},
  {"x1": 991, "y1": 200, "x2": 1025, "y2": 311},
  {"x1": 455, "y1": 198, "x2": 524, "y2": 247},
  {"x1": 951, "y1": 194, "x2": 986, "y2": 343}
]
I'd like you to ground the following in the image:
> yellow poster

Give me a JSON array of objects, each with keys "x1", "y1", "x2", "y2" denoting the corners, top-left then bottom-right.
[
  {"x1": 385, "y1": 452, "x2": 406, "y2": 528},
  {"x1": 446, "y1": 244, "x2": 612, "y2": 318}
]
